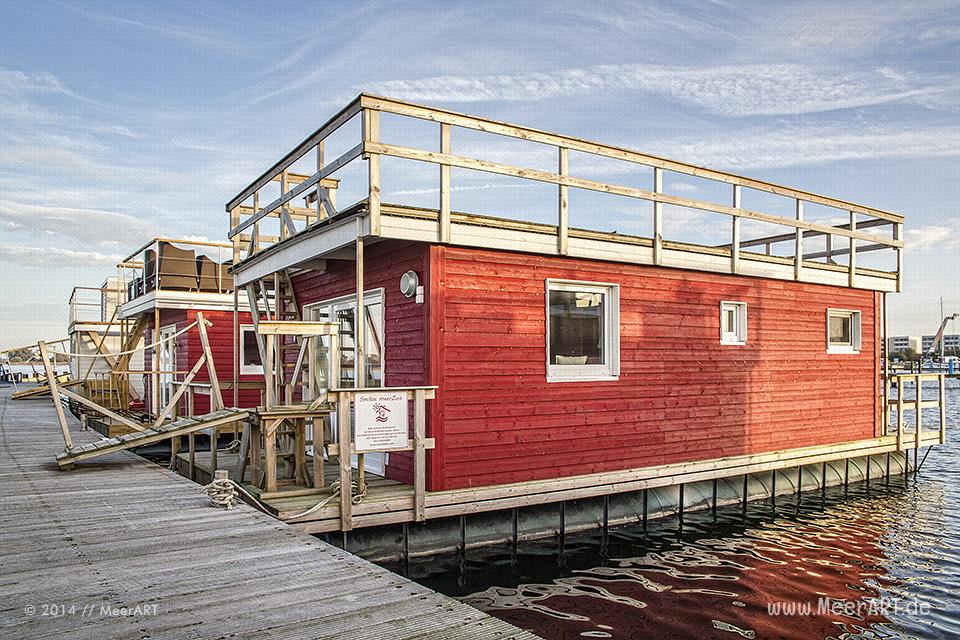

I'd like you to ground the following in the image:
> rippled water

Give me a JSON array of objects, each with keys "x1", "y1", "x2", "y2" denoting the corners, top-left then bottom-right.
[{"x1": 389, "y1": 382, "x2": 960, "y2": 639}]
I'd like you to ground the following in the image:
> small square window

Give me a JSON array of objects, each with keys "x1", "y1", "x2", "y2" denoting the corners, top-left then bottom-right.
[
  {"x1": 827, "y1": 309, "x2": 861, "y2": 354},
  {"x1": 720, "y1": 301, "x2": 747, "y2": 345},
  {"x1": 546, "y1": 280, "x2": 620, "y2": 382},
  {"x1": 240, "y1": 325, "x2": 264, "y2": 375}
]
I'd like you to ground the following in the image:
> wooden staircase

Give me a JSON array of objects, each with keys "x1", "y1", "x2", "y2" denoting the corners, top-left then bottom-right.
[{"x1": 246, "y1": 270, "x2": 309, "y2": 402}]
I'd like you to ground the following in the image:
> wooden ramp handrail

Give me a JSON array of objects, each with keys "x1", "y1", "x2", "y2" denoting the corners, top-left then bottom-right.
[{"x1": 889, "y1": 373, "x2": 948, "y2": 449}]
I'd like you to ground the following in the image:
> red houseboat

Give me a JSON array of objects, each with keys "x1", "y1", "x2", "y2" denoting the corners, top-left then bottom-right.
[
  {"x1": 117, "y1": 237, "x2": 264, "y2": 417},
  {"x1": 210, "y1": 95, "x2": 945, "y2": 540}
]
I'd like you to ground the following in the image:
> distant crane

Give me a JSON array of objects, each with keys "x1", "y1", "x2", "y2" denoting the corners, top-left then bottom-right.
[{"x1": 928, "y1": 312, "x2": 958, "y2": 372}]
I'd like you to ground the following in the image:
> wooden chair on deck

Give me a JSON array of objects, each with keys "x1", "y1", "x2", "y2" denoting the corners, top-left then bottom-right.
[{"x1": 157, "y1": 242, "x2": 197, "y2": 291}]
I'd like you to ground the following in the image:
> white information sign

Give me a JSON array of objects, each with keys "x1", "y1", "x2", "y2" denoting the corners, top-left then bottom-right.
[{"x1": 354, "y1": 390, "x2": 409, "y2": 452}]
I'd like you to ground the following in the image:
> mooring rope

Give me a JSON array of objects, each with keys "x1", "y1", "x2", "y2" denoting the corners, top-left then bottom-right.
[
  {"x1": 202, "y1": 476, "x2": 238, "y2": 509},
  {"x1": 284, "y1": 479, "x2": 367, "y2": 520},
  {"x1": 200, "y1": 474, "x2": 366, "y2": 519},
  {"x1": 45, "y1": 320, "x2": 201, "y2": 359}
]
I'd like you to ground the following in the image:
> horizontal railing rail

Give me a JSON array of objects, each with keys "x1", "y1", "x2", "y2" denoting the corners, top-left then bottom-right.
[{"x1": 226, "y1": 94, "x2": 904, "y2": 290}]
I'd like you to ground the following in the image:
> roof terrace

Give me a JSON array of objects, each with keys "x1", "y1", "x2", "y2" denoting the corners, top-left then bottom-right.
[{"x1": 226, "y1": 94, "x2": 904, "y2": 292}]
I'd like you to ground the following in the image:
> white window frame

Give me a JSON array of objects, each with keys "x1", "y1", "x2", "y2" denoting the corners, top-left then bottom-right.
[
  {"x1": 826, "y1": 308, "x2": 861, "y2": 354},
  {"x1": 720, "y1": 301, "x2": 748, "y2": 346},
  {"x1": 239, "y1": 324, "x2": 264, "y2": 375},
  {"x1": 545, "y1": 279, "x2": 620, "y2": 383},
  {"x1": 303, "y1": 288, "x2": 386, "y2": 388}
]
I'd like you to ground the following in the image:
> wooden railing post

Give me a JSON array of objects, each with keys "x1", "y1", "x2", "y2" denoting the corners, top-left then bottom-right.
[
  {"x1": 363, "y1": 108, "x2": 381, "y2": 236},
  {"x1": 653, "y1": 167, "x2": 663, "y2": 266},
  {"x1": 915, "y1": 374, "x2": 922, "y2": 451},
  {"x1": 897, "y1": 375, "x2": 904, "y2": 450},
  {"x1": 848, "y1": 210, "x2": 857, "y2": 287},
  {"x1": 316, "y1": 141, "x2": 326, "y2": 223},
  {"x1": 440, "y1": 123, "x2": 451, "y2": 243},
  {"x1": 558, "y1": 147, "x2": 569, "y2": 255},
  {"x1": 338, "y1": 391, "x2": 353, "y2": 531},
  {"x1": 413, "y1": 388, "x2": 427, "y2": 522},
  {"x1": 939, "y1": 374, "x2": 947, "y2": 444},
  {"x1": 794, "y1": 199, "x2": 803, "y2": 280},
  {"x1": 895, "y1": 222, "x2": 903, "y2": 292},
  {"x1": 731, "y1": 185, "x2": 741, "y2": 274}
]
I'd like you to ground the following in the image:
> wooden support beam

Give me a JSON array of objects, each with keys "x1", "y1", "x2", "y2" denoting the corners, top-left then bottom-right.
[
  {"x1": 60, "y1": 388, "x2": 145, "y2": 433},
  {"x1": 255, "y1": 321, "x2": 339, "y2": 336},
  {"x1": 196, "y1": 313, "x2": 224, "y2": 411},
  {"x1": 39, "y1": 340, "x2": 72, "y2": 450},
  {"x1": 153, "y1": 356, "x2": 205, "y2": 428}
]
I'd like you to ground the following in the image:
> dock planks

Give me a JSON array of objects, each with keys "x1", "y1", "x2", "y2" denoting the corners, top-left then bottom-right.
[{"x1": 0, "y1": 388, "x2": 539, "y2": 640}]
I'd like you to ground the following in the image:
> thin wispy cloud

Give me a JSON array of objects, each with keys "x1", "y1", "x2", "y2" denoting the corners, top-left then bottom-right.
[
  {"x1": 362, "y1": 63, "x2": 954, "y2": 117},
  {"x1": 906, "y1": 218, "x2": 960, "y2": 251},
  {"x1": 655, "y1": 123, "x2": 960, "y2": 169},
  {"x1": 0, "y1": 199, "x2": 158, "y2": 247},
  {"x1": 0, "y1": 245, "x2": 122, "y2": 268}
]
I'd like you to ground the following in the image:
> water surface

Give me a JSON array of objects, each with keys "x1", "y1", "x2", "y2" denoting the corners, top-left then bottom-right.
[{"x1": 389, "y1": 383, "x2": 960, "y2": 639}]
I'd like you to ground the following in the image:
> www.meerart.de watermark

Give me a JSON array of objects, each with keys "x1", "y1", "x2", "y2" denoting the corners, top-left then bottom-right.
[{"x1": 767, "y1": 597, "x2": 932, "y2": 617}]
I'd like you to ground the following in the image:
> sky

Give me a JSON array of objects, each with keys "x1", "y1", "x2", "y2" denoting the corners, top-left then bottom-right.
[{"x1": 1, "y1": 0, "x2": 959, "y2": 349}]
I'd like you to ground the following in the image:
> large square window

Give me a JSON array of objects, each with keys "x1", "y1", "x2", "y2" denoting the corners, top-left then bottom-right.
[
  {"x1": 826, "y1": 309, "x2": 861, "y2": 354},
  {"x1": 546, "y1": 280, "x2": 620, "y2": 382}
]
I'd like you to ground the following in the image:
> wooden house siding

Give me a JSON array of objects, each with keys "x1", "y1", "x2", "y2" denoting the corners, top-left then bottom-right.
[
  {"x1": 290, "y1": 240, "x2": 431, "y2": 485},
  {"x1": 432, "y1": 246, "x2": 880, "y2": 490},
  {"x1": 144, "y1": 309, "x2": 259, "y2": 415}
]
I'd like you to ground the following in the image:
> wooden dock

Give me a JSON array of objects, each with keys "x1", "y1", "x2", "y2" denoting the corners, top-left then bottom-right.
[{"x1": 0, "y1": 388, "x2": 539, "y2": 640}]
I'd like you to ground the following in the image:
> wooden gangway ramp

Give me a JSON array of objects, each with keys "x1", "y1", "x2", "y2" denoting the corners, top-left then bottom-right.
[
  {"x1": 55, "y1": 408, "x2": 248, "y2": 469},
  {"x1": 0, "y1": 388, "x2": 539, "y2": 640}
]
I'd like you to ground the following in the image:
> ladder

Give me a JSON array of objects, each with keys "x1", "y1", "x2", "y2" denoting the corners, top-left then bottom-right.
[{"x1": 246, "y1": 270, "x2": 307, "y2": 403}]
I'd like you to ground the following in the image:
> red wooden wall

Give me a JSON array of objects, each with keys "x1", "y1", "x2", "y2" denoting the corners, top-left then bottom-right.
[
  {"x1": 290, "y1": 241, "x2": 431, "y2": 484},
  {"x1": 430, "y1": 246, "x2": 881, "y2": 490},
  {"x1": 143, "y1": 308, "x2": 260, "y2": 415}
]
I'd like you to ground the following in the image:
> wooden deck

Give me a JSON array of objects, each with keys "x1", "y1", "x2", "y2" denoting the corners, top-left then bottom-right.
[{"x1": 0, "y1": 388, "x2": 539, "y2": 640}]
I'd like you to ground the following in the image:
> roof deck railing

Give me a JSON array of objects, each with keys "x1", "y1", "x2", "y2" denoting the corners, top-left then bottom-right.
[
  {"x1": 227, "y1": 94, "x2": 904, "y2": 290},
  {"x1": 120, "y1": 237, "x2": 236, "y2": 302}
]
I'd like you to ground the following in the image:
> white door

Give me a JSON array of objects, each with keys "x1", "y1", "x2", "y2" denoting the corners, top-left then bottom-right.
[
  {"x1": 157, "y1": 325, "x2": 177, "y2": 410},
  {"x1": 306, "y1": 292, "x2": 386, "y2": 475}
]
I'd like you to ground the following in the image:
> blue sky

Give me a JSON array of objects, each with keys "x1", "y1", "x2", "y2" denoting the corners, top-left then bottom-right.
[{"x1": 1, "y1": 0, "x2": 959, "y2": 348}]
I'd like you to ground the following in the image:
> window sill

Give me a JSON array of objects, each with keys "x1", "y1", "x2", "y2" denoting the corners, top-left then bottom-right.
[
  {"x1": 720, "y1": 340, "x2": 747, "y2": 346},
  {"x1": 826, "y1": 347, "x2": 860, "y2": 355},
  {"x1": 546, "y1": 374, "x2": 620, "y2": 384}
]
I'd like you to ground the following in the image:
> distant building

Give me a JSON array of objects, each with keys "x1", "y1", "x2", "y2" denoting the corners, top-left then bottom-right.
[
  {"x1": 921, "y1": 334, "x2": 960, "y2": 353},
  {"x1": 888, "y1": 335, "x2": 921, "y2": 355}
]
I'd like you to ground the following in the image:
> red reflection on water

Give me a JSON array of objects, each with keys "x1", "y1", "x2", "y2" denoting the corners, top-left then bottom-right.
[{"x1": 465, "y1": 510, "x2": 893, "y2": 639}]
